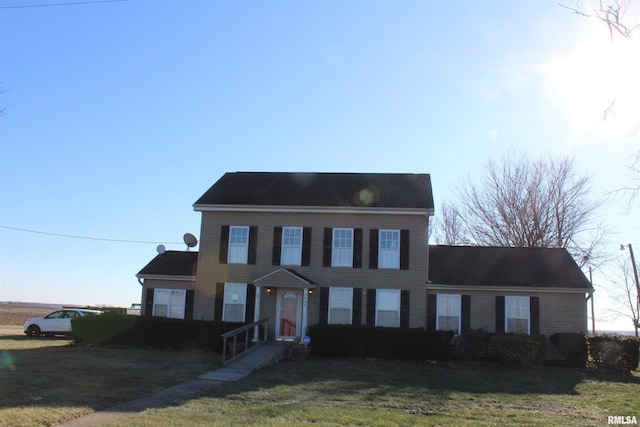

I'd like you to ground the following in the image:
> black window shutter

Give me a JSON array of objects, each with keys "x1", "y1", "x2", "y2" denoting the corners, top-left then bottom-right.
[
  {"x1": 495, "y1": 296, "x2": 505, "y2": 334},
  {"x1": 219, "y1": 226, "x2": 230, "y2": 264},
  {"x1": 185, "y1": 290, "x2": 195, "y2": 320},
  {"x1": 272, "y1": 227, "x2": 282, "y2": 266},
  {"x1": 461, "y1": 295, "x2": 471, "y2": 333},
  {"x1": 369, "y1": 229, "x2": 379, "y2": 269},
  {"x1": 400, "y1": 230, "x2": 410, "y2": 270},
  {"x1": 214, "y1": 283, "x2": 225, "y2": 322},
  {"x1": 426, "y1": 294, "x2": 437, "y2": 331},
  {"x1": 322, "y1": 228, "x2": 332, "y2": 267},
  {"x1": 530, "y1": 297, "x2": 540, "y2": 335},
  {"x1": 352, "y1": 288, "x2": 362, "y2": 325},
  {"x1": 366, "y1": 290, "x2": 376, "y2": 326},
  {"x1": 144, "y1": 288, "x2": 154, "y2": 318},
  {"x1": 302, "y1": 227, "x2": 312, "y2": 266},
  {"x1": 245, "y1": 284, "x2": 256, "y2": 323},
  {"x1": 353, "y1": 228, "x2": 363, "y2": 268},
  {"x1": 248, "y1": 226, "x2": 258, "y2": 265},
  {"x1": 400, "y1": 290, "x2": 410, "y2": 328},
  {"x1": 319, "y1": 287, "x2": 329, "y2": 325}
]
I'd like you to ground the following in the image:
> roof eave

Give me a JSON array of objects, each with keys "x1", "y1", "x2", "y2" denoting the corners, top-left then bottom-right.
[
  {"x1": 193, "y1": 203, "x2": 434, "y2": 216},
  {"x1": 426, "y1": 283, "x2": 593, "y2": 294},
  {"x1": 136, "y1": 274, "x2": 197, "y2": 282}
]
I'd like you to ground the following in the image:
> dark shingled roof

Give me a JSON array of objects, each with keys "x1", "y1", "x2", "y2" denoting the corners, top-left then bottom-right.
[
  {"x1": 428, "y1": 245, "x2": 592, "y2": 289},
  {"x1": 194, "y1": 172, "x2": 434, "y2": 210},
  {"x1": 137, "y1": 251, "x2": 198, "y2": 277}
]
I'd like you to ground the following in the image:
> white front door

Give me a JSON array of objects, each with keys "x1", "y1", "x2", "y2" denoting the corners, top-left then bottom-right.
[{"x1": 276, "y1": 289, "x2": 302, "y2": 340}]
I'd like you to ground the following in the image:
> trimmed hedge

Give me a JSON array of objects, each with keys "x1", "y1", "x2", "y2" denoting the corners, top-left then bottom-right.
[
  {"x1": 588, "y1": 334, "x2": 640, "y2": 371},
  {"x1": 72, "y1": 315, "x2": 244, "y2": 351},
  {"x1": 308, "y1": 324, "x2": 454, "y2": 361},
  {"x1": 549, "y1": 333, "x2": 588, "y2": 367},
  {"x1": 488, "y1": 334, "x2": 546, "y2": 366}
]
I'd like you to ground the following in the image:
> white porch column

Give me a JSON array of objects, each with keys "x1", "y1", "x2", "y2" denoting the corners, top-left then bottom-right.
[
  {"x1": 301, "y1": 288, "x2": 309, "y2": 337},
  {"x1": 253, "y1": 286, "x2": 261, "y2": 341}
]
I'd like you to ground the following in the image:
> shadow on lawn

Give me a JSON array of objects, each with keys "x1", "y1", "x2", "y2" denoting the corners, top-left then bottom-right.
[
  {"x1": 0, "y1": 335, "x2": 219, "y2": 413},
  {"x1": 1, "y1": 335, "x2": 638, "y2": 419},
  {"x1": 205, "y1": 357, "x2": 640, "y2": 400}
]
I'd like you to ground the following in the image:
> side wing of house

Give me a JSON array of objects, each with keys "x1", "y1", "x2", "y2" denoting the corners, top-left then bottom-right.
[
  {"x1": 136, "y1": 251, "x2": 198, "y2": 320},
  {"x1": 427, "y1": 245, "x2": 593, "y2": 359}
]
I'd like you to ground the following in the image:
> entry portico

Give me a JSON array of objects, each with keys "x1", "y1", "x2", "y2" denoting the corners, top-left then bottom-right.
[{"x1": 253, "y1": 268, "x2": 317, "y2": 341}]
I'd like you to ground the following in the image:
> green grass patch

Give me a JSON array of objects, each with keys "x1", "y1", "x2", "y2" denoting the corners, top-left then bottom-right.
[
  {"x1": 0, "y1": 335, "x2": 220, "y2": 427},
  {"x1": 106, "y1": 358, "x2": 640, "y2": 427}
]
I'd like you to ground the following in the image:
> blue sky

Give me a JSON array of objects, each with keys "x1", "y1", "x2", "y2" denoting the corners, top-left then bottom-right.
[{"x1": 1, "y1": 1, "x2": 638, "y2": 331}]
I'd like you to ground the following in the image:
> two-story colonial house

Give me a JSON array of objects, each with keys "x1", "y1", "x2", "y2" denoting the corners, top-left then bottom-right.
[{"x1": 137, "y1": 172, "x2": 592, "y2": 349}]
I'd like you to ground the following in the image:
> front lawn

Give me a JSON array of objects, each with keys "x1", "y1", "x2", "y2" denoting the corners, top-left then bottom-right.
[
  {"x1": 107, "y1": 358, "x2": 640, "y2": 427},
  {"x1": 0, "y1": 335, "x2": 220, "y2": 427}
]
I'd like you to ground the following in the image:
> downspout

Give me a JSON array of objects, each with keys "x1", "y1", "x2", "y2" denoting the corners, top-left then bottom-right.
[
  {"x1": 587, "y1": 267, "x2": 595, "y2": 334},
  {"x1": 425, "y1": 216, "x2": 431, "y2": 331}
]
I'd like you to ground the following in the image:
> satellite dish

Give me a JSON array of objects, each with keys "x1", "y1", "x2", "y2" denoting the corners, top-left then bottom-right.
[
  {"x1": 183, "y1": 233, "x2": 198, "y2": 250},
  {"x1": 156, "y1": 244, "x2": 166, "y2": 254}
]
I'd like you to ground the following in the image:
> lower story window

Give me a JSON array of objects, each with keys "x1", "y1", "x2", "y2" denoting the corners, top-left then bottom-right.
[
  {"x1": 376, "y1": 289, "x2": 400, "y2": 327},
  {"x1": 329, "y1": 287, "x2": 353, "y2": 324},
  {"x1": 224, "y1": 283, "x2": 247, "y2": 322},
  {"x1": 153, "y1": 289, "x2": 186, "y2": 319},
  {"x1": 437, "y1": 294, "x2": 461, "y2": 334},
  {"x1": 505, "y1": 296, "x2": 530, "y2": 334}
]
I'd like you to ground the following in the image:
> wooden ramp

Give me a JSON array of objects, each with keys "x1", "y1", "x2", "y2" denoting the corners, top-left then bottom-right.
[{"x1": 198, "y1": 342, "x2": 293, "y2": 382}]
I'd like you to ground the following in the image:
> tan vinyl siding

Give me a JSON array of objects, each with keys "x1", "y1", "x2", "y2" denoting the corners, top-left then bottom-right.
[
  {"x1": 428, "y1": 289, "x2": 588, "y2": 359},
  {"x1": 195, "y1": 210, "x2": 429, "y2": 327}
]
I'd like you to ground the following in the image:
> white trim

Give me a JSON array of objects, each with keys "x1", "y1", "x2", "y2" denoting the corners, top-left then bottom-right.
[
  {"x1": 136, "y1": 274, "x2": 196, "y2": 282},
  {"x1": 194, "y1": 204, "x2": 434, "y2": 217},
  {"x1": 427, "y1": 284, "x2": 592, "y2": 294},
  {"x1": 254, "y1": 268, "x2": 317, "y2": 288}
]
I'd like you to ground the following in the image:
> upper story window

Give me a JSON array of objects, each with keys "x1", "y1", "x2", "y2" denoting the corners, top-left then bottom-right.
[
  {"x1": 369, "y1": 229, "x2": 408, "y2": 270},
  {"x1": 375, "y1": 289, "x2": 401, "y2": 327},
  {"x1": 328, "y1": 287, "x2": 353, "y2": 325},
  {"x1": 281, "y1": 227, "x2": 303, "y2": 266},
  {"x1": 223, "y1": 283, "x2": 247, "y2": 322},
  {"x1": 332, "y1": 228, "x2": 354, "y2": 267},
  {"x1": 153, "y1": 289, "x2": 186, "y2": 319},
  {"x1": 436, "y1": 294, "x2": 461, "y2": 335},
  {"x1": 379, "y1": 229, "x2": 400, "y2": 269},
  {"x1": 228, "y1": 226, "x2": 249, "y2": 263},
  {"x1": 505, "y1": 296, "x2": 530, "y2": 334}
]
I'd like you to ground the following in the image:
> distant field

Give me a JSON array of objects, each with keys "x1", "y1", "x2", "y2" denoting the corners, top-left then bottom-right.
[{"x1": 0, "y1": 303, "x2": 62, "y2": 327}]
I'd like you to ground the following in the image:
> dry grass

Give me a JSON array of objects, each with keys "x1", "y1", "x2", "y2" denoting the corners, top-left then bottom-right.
[{"x1": 0, "y1": 335, "x2": 220, "y2": 426}]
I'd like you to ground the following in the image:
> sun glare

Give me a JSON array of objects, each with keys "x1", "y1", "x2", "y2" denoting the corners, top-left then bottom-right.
[{"x1": 540, "y1": 24, "x2": 640, "y2": 141}]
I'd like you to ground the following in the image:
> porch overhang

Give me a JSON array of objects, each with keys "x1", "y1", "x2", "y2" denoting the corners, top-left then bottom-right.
[{"x1": 254, "y1": 268, "x2": 317, "y2": 289}]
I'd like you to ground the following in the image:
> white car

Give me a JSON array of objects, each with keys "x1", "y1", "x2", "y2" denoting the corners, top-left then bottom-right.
[{"x1": 24, "y1": 308, "x2": 103, "y2": 337}]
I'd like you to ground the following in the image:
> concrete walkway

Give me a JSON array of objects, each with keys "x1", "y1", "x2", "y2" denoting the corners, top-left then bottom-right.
[{"x1": 58, "y1": 342, "x2": 293, "y2": 426}]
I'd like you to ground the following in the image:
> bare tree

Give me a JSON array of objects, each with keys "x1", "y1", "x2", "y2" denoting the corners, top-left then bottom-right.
[
  {"x1": 559, "y1": 0, "x2": 640, "y2": 40},
  {"x1": 434, "y1": 202, "x2": 467, "y2": 245},
  {"x1": 444, "y1": 151, "x2": 604, "y2": 266},
  {"x1": 608, "y1": 256, "x2": 640, "y2": 335}
]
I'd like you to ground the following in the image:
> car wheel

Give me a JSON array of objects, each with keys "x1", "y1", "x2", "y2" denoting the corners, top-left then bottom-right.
[{"x1": 26, "y1": 325, "x2": 41, "y2": 337}]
